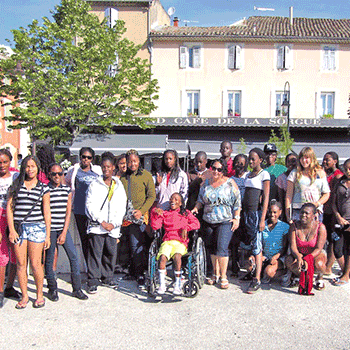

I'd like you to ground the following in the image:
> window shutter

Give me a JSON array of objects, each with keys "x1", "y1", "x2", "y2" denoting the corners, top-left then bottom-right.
[
  {"x1": 329, "y1": 49, "x2": 336, "y2": 70},
  {"x1": 179, "y1": 46, "x2": 187, "y2": 68},
  {"x1": 105, "y1": 7, "x2": 118, "y2": 28},
  {"x1": 235, "y1": 45, "x2": 242, "y2": 69},
  {"x1": 323, "y1": 48, "x2": 329, "y2": 70},
  {"x1": 277, "y1": 46, "x2": 284, "y2": 69},
  {"x1": 105, "y1": 8, "x2": 112, "y2": 28},
  {"x1": 284, "y1": 46, "x2": 291, "y2": 69},
  {"x1": 228, "y1": 46, "x2": 235, "y2": 69},
  {"x1": 193, "y1": 46, "x2": 201, "y2": 68}
]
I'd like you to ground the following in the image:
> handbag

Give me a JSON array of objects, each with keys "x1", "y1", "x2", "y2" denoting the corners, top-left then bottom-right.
[{"x1": 123, "y1": 176, "x2": 144, "y2": 226}]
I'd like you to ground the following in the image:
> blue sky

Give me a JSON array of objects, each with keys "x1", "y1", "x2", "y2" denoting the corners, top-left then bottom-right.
[{"x1": 0, "y1": 0, "x2": 348, "y2": 46}]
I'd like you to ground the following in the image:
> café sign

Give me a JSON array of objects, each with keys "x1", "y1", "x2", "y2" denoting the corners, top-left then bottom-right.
[{"x1": 150, "y1": 117, "x2": 349, "y2": 128}]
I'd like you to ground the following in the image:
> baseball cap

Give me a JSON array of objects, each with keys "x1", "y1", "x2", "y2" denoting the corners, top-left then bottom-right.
[{"x1": 263, "y1": 143, "x2": 277, "y2": 153}]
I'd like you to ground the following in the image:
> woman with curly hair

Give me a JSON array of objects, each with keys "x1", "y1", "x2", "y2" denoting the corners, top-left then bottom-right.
[
  {"x1": 155, "y1": 149, "x2": 188, "y2": 211},
  {"x1": 7, "y1": 155, "x2": 51, "y2": 308},
  {"x1": 286, "y1": 147, "x2": 330, "y2": 224}
]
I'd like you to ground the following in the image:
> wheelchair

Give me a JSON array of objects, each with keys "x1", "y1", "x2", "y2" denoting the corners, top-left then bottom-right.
[{"x1": 146, "y1": 230, "x2": 207, "y2": 298}]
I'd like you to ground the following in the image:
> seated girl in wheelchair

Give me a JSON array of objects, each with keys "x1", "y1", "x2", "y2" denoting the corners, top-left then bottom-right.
[{"x1": 151, "y1": 193, "x2": 200, "y2": 295}]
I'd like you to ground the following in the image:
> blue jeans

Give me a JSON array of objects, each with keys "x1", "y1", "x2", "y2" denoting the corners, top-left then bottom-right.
[
  {"x1": 244, "y1": 210, "x2": 263, "y2": 256},
  {"x1": 202, "y1": 221, "x2": 233, "y2": 257},
  {"x1": 45, "y1": 230, "x2": 82, "y2": 292},
  {"x1": 124, "y1": 224, "x2": 147, "y2": 278}
]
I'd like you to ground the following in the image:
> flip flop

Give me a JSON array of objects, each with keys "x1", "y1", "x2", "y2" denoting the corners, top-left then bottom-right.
[
  {"x1": 333, "y1": 279, "x2": 349, "y2": 286},
  {"x1": 15, "y1": 299, "x2": 29, "y2": 309},
  {"x1": 206, "y1": 275, "x2": 219, "y2": 285},
  {"x1": 33, "y1": 299, "x2": 45, "y2": 308}
]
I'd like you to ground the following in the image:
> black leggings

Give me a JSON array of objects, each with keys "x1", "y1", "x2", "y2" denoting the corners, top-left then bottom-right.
[{"x1": 333, "y1": 229, "x2": 350, "y2": 259}]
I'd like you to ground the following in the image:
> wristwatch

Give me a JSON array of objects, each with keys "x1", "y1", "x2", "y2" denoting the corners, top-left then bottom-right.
[{"x1": 234, "y1": 215, "x2": 240, "y2": 220}]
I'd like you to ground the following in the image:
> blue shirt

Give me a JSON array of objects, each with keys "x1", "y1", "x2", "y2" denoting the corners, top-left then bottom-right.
[
  {"x1": 262, "y1": 220, "x2": 289, "y2": 259},
  {"x1": 198, "y1": 178, "x2": 241, "y2": 224},
  {"x1": 73, "y1": 168, "x2": 99, "y2": 215}
]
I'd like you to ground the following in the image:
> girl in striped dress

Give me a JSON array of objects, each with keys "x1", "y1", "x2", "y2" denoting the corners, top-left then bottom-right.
[{"x1": 45, "y1": 163, "x2": 88, "y2": 302}]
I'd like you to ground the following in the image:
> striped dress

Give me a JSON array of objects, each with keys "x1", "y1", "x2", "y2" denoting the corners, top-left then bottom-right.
[
  {"x1": 48, "y1": 183, "x2": 71, "y2": 231},
  {"x1": 13, "y1": 181, "x2": 49, "y2": 223}
]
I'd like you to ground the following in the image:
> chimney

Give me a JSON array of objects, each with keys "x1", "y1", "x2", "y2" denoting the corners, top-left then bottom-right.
[
  {"x1": 289, "y1": 6, "x2": 294, "y2": 26},
  {"x1": 173, "y1": 17, "x2": 179, "y2": 27}
]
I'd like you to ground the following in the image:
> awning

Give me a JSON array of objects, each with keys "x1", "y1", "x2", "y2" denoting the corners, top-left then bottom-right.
[{"x1": 69, "y1": 134, "x2": 169, "y2": 156}]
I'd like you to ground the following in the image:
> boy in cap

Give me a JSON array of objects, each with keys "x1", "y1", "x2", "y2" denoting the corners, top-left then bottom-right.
[{"x1": 264, "y1": 144, "x2": 286, "y2": 200}]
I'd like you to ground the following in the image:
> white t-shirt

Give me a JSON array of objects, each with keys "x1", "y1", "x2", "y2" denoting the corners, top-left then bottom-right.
[
  {"x1": 0, "y1": 172, "x2": 19, "y2": 211},
  {"x1": 243, "y1": 170, "x2": 270, "y2": 211}
]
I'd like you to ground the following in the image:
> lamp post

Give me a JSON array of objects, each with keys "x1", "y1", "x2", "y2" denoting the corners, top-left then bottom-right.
[{"x1": 281, "y1": 81, "x2": 290, "y2": 134}]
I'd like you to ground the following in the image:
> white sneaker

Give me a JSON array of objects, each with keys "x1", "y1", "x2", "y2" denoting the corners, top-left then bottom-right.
[
  {"x1": 173, "y1": 284, "x2": 182, "y2": 295},
  {"x1": 157, "y1": 284, "x2": 166, "y2": 295}
]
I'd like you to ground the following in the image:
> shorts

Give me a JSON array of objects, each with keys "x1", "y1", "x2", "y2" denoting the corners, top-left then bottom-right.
[
  {"x1": 157, "y1": 240, "x2": 187, "y2": 260},
  {"x1": 0, "y1": 215, "x2": 16, "y2": 266},
  {"x1": 244, "y1": 210, "x2": 262, "y2": 256},
  {"x1": 19, "y1": 222, "x2": 47, "y2": 244}
]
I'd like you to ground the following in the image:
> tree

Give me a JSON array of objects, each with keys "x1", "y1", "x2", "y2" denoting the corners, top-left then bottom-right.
[
  {"x1": 0, "y1": 0, "x2": 159, "y2": 146},
  {"x1": 268, "y1": 126, "x2": 294, "y2": 165}
]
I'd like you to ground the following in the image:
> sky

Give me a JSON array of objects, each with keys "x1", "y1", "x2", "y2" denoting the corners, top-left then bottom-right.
[{"x1": 0, "y1": 0, "x2": 349, "y2": 46}]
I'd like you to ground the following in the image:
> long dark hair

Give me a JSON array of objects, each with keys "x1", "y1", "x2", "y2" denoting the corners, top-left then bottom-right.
[
  {"x1": 9, "y1": 155, "x2": 41, "y2": 209},
  {"x1": 161, "y1": 149, "x2": 181, "y2": 183},
  {"x1": 36, "y1": 143, "x2": 55, "y2": 177}
]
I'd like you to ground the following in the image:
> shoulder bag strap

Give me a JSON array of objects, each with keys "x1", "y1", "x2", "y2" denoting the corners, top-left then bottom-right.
[{"x1": 21, "y1": 182, "x2": 44, "y2": 224}]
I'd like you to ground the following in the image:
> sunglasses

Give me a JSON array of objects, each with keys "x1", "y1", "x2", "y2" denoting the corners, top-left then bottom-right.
[
  {"x1": 50, "y1": 172, "x2": 63, "y2": 176},
  {"x1": 81, "y1": 155, "x2": 93, "y2": 160},
  {"x1": 212, "y1": 166, "x2": 223, "y2": 172}
]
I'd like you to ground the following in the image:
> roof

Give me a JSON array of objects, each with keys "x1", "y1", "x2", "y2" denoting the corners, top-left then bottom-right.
[
  {"x1": 151, "y1": 16, "x2": 350, "y2": 43},
  {"x1": 86, "y1": 0, "x2": 151, "y2": 3}
]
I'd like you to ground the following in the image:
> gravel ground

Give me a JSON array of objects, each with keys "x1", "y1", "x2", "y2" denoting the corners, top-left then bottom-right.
[{"x1": 1, "y1": 272, "x2": 350, "y2": 350}]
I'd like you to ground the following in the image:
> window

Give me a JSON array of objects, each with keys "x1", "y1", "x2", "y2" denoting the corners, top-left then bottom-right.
[
  {"x1": 186, "y1": 90, "x2": 200, "y2": 116},
  {"x1": 227, "y1": 91, "x2": 241, "y2": 117},
  {"x1": 105, "y1": 7, "x2": 118, "y2": 28},
  {"x1": 276, "y1": 45, "x2": 292, "y2": 70},
  {"x1": 319, "y1": 92, "x2": 334, "y2": 118},
  {"x1": 179, "y1": 44, "x2": 201, "y2": 69},
  {"x1": 275, "y1": 91, "x2": 288, "y2": 117},
  {"x1": 227, "y1": 45, "x2": 242, "y2": 70},
  {"x1": 322, "y1": 46, "x2": 336, "y2": 71}
]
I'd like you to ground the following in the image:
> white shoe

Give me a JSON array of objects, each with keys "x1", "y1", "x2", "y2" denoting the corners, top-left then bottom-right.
[
  {"x1": 157, "y1": 284, "x2": 166, "y2": 295},
  {"x1": 173, "y1": 284, "x2": 182, "y2": 295}
]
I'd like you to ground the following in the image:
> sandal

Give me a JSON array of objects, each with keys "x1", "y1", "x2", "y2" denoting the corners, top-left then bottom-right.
[
  {"x1": 332, "y1": 278, "x2": 349, "y2": 286},
  {"x1": 15, "y1": 299, "x2": 29, "y2": 309},
  {"x1": 33, "y1": 299, "x2": 45, "y2": 308},
  {"x1": 315, "y1": 280, "x2": 325, "y2": 291},
  {"x1": 206, "y1": 275, "x2": 219, "y2": 285},
  {"x1": 220, "y1": 278, "x2": 229, "y2": 289}
]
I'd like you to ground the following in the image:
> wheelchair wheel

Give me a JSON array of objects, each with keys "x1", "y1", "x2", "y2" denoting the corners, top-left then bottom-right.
[
  {"x1": 147, "y1": 239, "x2": 158, "y2": 297},
  {"x1": 183, "y1": 280, "x2": 199, "y2": 298},
  {"x1": 195, "y1": 237, "x2": 207, "y2": 288}
]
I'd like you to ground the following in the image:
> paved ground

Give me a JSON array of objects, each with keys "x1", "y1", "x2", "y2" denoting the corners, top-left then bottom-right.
[{"x1": 1, "y1": 268, "x2": 350, "y2": 350}]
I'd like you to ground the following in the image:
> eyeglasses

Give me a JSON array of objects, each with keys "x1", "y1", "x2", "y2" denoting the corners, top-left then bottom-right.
[
  {"x1": 212, "y1": 166, "x2": 223, "y2": 172},
  {"x1": 50, "y1": 172, "x2": 63, "y2": 176},
  {"x1": 81, "y1": 155, "x2": 93, "y2": 160}
]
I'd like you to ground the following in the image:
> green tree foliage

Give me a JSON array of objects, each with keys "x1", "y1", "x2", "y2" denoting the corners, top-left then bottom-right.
[
  {"x1": 268, "y1": 126, "x2": 294, "y2": 165},
  {"x1": 236, "y1": 137, "x2": 247, "y2": 155},
  {"x1": 0, "y1": 0, "x2": 159, "y2": 145}
]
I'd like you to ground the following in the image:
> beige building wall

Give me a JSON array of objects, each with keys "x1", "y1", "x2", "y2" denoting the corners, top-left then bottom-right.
[
  {"x1": 89, "y1": 1, "x2": 169, "y2": 61},
  {"x1": 151, "y1": 40, "x2": 350, "y2": 120}
]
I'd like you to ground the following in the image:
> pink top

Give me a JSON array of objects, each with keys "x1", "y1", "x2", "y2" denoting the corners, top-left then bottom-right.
[
  {"x1": 38, "y1": 171, "x2": 49, "y2": 184},
  {"x1": 296, "y1": 223, "x2": 321, "y2": 255},
  {"x1": 151, "y1": 208, "x2": 200, "y2": 247}
]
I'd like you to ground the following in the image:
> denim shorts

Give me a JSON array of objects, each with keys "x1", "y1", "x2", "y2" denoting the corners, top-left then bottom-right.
[{"x1": 20, "y1": 222, "x2": 46, "y2": 243}]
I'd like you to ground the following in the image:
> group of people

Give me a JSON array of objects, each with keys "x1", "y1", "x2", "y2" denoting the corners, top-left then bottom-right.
[{"x1": 0, "y1": 140, "x2": 348, "y2": 308}]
